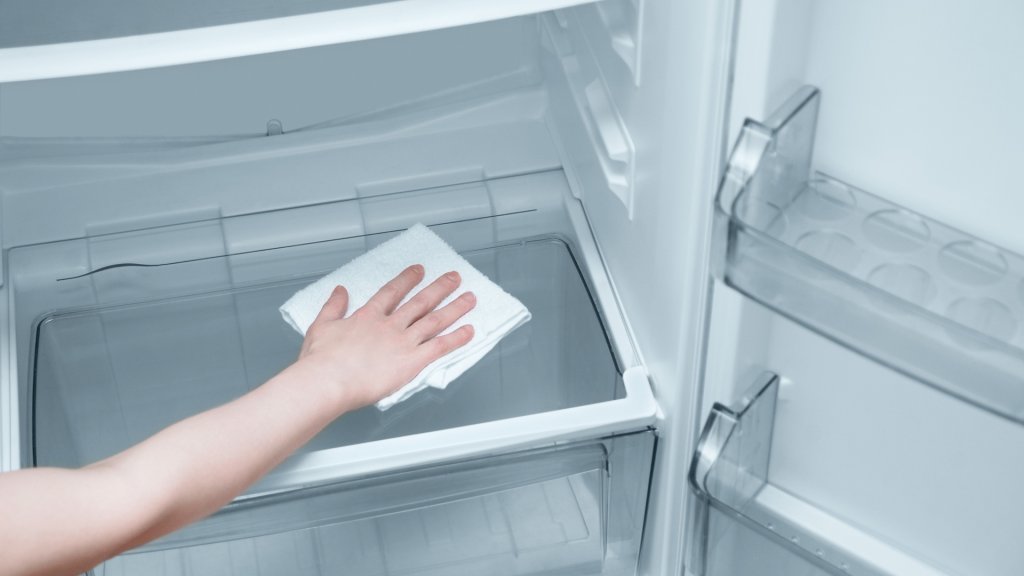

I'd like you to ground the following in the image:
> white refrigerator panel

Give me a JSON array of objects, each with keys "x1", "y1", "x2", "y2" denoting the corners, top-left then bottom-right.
[{"x1": 0, "y1": 0, "x2": 600, "y2": 82}]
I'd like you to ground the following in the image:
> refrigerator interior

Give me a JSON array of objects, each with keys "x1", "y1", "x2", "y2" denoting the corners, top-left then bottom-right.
[
  {"x1": 3, "y1": 1, "x2": 1021, "y2": 575},
  {"x1": 0, "y1": 5, "x2": 700, "y2": 575}
]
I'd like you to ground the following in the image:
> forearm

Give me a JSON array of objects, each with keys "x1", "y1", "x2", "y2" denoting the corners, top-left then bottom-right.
[
  {"x1": 0, "y1": 361, "x2": 353, "y2": 576},
  {"x1": 101, "y1": 360, "x2": 352, "y2": 546},
  {"x1": 0, "y1": 266, "x2": 473, "y2": 576}
]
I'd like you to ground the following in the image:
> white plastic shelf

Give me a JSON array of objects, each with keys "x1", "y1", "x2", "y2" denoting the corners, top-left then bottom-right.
[
  {"x1": 716, "y1": 86, "x2": 1024, "y2": 425},
  {"x1": 0, "y1": 0, "x2": 597, "y2": 83}
]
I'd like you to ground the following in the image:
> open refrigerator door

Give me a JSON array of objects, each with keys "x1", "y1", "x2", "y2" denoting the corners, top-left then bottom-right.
[{"x1": 682, "y1": 2, "x2": 1024, "y2": 574}]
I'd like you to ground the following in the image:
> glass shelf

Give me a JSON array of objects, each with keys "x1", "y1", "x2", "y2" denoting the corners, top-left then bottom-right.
[
  {"x1": 716, "y1": 86, "x2": 1024, "y2": 424},
  {"x1": 0, "y1": 0, "x2": 597, "y2": 82},
  {"x1": 688, "y1": 374, "x2": 954, "y2": 576},
  {"x1": 31, "y1": 238, "x2": 620, "y2": 472}
]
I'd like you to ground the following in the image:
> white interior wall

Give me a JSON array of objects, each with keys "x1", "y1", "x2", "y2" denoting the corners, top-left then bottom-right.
[
  {"x1": 731, "y1": 0, "x2": 1024, "y2": 254},
  {"x1": 807, "y1": 0, "x2": 1024, "y2": 255},
  {"x1": 763, "y1": 290, "x2": 1024, "y2": 575},
  {"x1": 727, "y1": 0, "x2": 814, "y2": 145},
  {"x1": 0, "y1": 18, "x2": 539, "y2": 138}
]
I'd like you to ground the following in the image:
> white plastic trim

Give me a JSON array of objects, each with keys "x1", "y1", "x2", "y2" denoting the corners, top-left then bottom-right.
[
  {"x1": 584, "y1": 79, "x2": 631, "y2": 163},
  {"x1": 541, "y1": 14, "x2": 636, "y2": 218},
  {"x1": 250, "y1": 366, "x2": 657, "y2": 495},
  {"x1": 0, "y1": 0, "x2": 598, "y2": 83},
  {"x1": 0, "y1": 286, "x2": 17, "y2": 473}
]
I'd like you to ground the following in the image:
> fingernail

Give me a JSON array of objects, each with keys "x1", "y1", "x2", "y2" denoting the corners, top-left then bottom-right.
[
  {"x1": 411, "y1": 264, "x2": 425, "y2": 275},
  {"x1": 462, "y1": 291, "x2": 476, "y2": 303},
  {"x1": 445, "y1": 271, "x2": 460, "y2": 282}
]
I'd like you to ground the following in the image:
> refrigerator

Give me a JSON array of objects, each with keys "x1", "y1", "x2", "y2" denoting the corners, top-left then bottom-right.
[{"x1": 1, "y1": 1, "x2": 1021, "y2": 574}]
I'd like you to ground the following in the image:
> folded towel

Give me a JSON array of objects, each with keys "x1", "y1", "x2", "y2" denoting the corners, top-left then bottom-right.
[{"x1": 280, "y1": 223, "x2": 531, "y2": 410}]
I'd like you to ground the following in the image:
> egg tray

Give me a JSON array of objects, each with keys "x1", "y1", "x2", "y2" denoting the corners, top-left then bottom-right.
[{"x1": 724, "y1": 172, "x2": 1024, "y2": 422}]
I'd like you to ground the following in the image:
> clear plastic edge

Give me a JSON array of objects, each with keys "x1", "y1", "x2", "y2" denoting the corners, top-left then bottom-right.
[
  {"x1": 686, "y1": 373, "x2": 955, "y2": 576},
  {"x1": 248, "y1": 365, "x2": 655, "y2": 497}
]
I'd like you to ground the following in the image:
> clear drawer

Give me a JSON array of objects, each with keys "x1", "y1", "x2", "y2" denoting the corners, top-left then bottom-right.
[
  {"x1": 9, "y1": 171, "x2": 656, "y2": 495},
  {"x1": 99, "y1": 431, "x2": 654, "y2": 576}
]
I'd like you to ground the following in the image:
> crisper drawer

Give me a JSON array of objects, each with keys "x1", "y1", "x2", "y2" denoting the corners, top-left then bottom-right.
[
  {"x1": 7, "y1": 168, "x2": 656, "y2": 493},
  {"x1": 31, "y1": 237, "x2": 615, "y2": 471},
  {"x1": 96, "y1": 431, "x2": 654, "y2": 575}
]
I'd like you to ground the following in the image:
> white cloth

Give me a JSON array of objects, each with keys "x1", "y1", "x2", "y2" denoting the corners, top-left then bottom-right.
[{"x1": 280, "y1": 223, "x2": 531, "y2": 410}]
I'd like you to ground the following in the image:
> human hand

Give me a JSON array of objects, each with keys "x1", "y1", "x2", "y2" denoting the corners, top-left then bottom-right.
[{"x1": 296, "y1": 264, "x2": 476, "y2": 411}]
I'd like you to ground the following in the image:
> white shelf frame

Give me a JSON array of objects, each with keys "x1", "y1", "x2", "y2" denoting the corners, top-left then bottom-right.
[{"x1": 0, "y1": 0, "x2": 597, "y2": 83}]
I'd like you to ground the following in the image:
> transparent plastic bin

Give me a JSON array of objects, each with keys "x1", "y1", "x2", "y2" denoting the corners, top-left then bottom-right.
[
  {"x1": 716, "y1": 86, "x2": 1024, "y2": 424},
  {"x1": 96, "y1": 431, "x2": 654, "y2": 575},
  {"x1": 688, "y1": 374, "x2": 953, "y2": 576},
  {"x1": 32, "y1": 238, "x2": 620, "y2": 469},
  {"x1": 10, "y1": 171, "x2": 655, "y2": 496},
  {"x1": 700, "y1": 507, "x2": 836, "y2": 576}
]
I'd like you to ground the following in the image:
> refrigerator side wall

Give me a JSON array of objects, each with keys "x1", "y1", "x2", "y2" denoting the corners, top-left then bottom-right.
[{"x1": 540, "y1": 1, "x2": 738, "y2": 574}]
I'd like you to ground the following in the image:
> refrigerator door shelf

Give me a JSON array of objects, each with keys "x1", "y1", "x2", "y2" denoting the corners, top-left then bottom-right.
[
  {"x1": 102, "y1": 431, "x2": 655, "y2": 575},
  {"x1": 0, "y1": 0, "x2": 600, "y2": 83},
  {"x1": 687, "y1": 374, "x2": 952, "y2": 576},
  {"x1": 716, "y1": 86, "x2": 1024, "y2": 425}
]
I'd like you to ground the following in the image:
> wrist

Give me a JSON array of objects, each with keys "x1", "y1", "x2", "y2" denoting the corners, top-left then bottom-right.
[{"x1": 282, "y1": 357, "x2": 357, "y2": 417}]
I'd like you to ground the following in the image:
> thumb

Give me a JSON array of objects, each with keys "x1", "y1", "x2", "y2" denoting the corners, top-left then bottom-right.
[{"x1": 313, "y1": 285, "x2": 349, "y2": 326}]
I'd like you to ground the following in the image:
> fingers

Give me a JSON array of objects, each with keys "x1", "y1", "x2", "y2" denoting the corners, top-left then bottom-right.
[
  {"x1": 312, "y1": 285, "x2": 349, "y2": 326},
  {"x1": 418, "y1": 325, "x2": 475, "y2": 364},
  {"x1": 365, "y1": 264, "x2": 425, "y2": 316},
  {"x1": 409, "y1": 291, "x2": 476, "y2": 343},
  {"x1": 392, "y1": 271, "x2": 462, "y2": 327}
]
